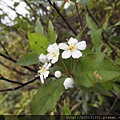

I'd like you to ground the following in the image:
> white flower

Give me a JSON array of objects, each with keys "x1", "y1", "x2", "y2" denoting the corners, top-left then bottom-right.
[
  {"x1": 38, "y1": 62, "x2": 51, "y2": 84},
  {"x1": 63, "y1": 78, "x2": 74, "y2": 89},
  {"x1": 58, "y1": 37, "x2": 86, "y2": 59},
  {"x1": 39, "y1": 54, "x2": 48, "y2": 63},
  {"x1": 47, "y1": 43, "x2": 60, "y2": 64},
  {"x1": 54, "y1": 71, "x2": 61, "y2": 78}
]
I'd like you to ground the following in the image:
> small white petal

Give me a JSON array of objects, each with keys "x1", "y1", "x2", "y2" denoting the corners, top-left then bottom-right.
[
  {"x1": 62, "y1": 50, "x2": 71, "y2": 59},
  {"x1": 39, "y1": 54, "x2": 48, "y2": 63},
  {"x1": 54, "y1": 71, "x2": 61, "y2": 78},
  {"x1": 47, "y1": 43, "x2": 59, "y2": 63},
  {"x1": 77, "y1": 41, "x2": 86, "y2": 50},
  {"x1": 44, "y1": 71, "x2": 49, "y2": 79},
  {"x1": 63, "y1": 78, "x2": 74, "y2": 89},
  {"x1": 58, "y1": 43, "x2": 68, "y2": 50},
  {"x1": 47, "y1": 53, "x2": 53, "y2": 60},
  {"x1": 46, "y1": 63, "x2": 51, "y2": 69},
  {"x1": 51, "y1": 57, "x2": 58, "y2": 64},
  {"x1": 72, "y1": 50, "x2": 82, "y2": 58},
  {"x1": 68, "y1": 37, "x2": 78, "y2": 45},
  {"x1": 40, "y1": 75, "x2": 44, "y2": 84}
]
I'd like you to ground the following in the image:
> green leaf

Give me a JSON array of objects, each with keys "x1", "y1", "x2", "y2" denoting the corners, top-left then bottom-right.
[
  {"x1": 74, "y1": 52, "x2": 120, "y2": 87},
  {"x1": 78, "y1": 0, "x2": 88, "y2": 5},
  {"x1": 28, "y1": 33, "x2": 48, "y2": 54},
  {"x1": 92, "y1": 29, "x2": 102, "y2": 52},
  {"x1": 30, "y1": 77, "x2": 65, "y2": 117},
  {"x1": 35, "y1": 18, "x2": 44, "y2": 35},
  {"x1": 79, "y1": 83, "x2": 112, "y2": 96},
  {"x1": 63, "y1": 101, "x2": 71, "y2": 115},
  {"x1": 14, "y1": 2, "x2": 19, "y2": 7},
  {"x1": 70, "y1": 0, "x2": 76, "y2": 3},
  {"x1": 86, "y1": 14, "x2": 98, "y2": 32},
  {"x1": 110, "y1": 36, "x2": 120, "y2": 44},
  {"x1": 102, "y1": 82, "x2": 112, "y2": 91},
  {"x1": 113, "y1": 83, "x2": 120, "y2": 94},
  {"x1": 16, "y1": 52, "x2": 39, "y2": 66},
  {"x1": 48, "y1": 20, "x2": 57, "y2": 44}
]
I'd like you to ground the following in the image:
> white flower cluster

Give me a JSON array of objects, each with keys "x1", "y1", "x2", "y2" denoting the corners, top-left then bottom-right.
[{"x1": 37, "y1": 37, "x2": 86, "y2": 89}]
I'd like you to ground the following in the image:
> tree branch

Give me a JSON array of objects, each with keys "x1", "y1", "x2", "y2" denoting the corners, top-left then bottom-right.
[
  {"x1": 75, "y1": 3, "x2": 83, "y2": 29},
  {"x1": 0, "y1": 61, "x2": 30, "y2": 76},
  {"x1": 0, "y1": 53, "x2": 36, "y2": 73},
  {"x1": 86, "y1": 5, "x2": 100, "y2": 28},
  {"x1": 47, "y1": 0, "x2": 77, "y2": 36},
  {"x1": 107, "y1": 96, "x2": 119, "y2": 115},
  {"x1": 0, "y1": 76, "x2": 39, "y2": 92},
  {"x1": 0, "y1": 76, "x2": 23, "y2": 85}
]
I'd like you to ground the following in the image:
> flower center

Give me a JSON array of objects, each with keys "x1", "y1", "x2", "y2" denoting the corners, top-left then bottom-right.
[
  {"x1": 52, "y1": 52, "x2": 57, "y2": 58},
  {"x1": 68, "y1": 44, "x2": 76, "y2": 52},
  {"x1": 40, "y1": 67, "x2": 47, "y2": 75}
]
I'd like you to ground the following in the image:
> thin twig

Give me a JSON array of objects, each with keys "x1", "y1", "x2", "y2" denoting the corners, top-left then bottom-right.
[
  {"x1": 0, "y1": 61, "x2": 30, "y2": 76},
  {"x1": 86, "y1": 5, "x2": 100, "y2": 28},
  {"x1": 0, "y1": 76, "x2": 23, "y2": 85},
  {"x1": 0, "y1": 42, "x2": 11, "y2": 59},
  {"x1": 47, "y1": 0, "x2": 77, "y2": 36},
  {"x1": 106, "y1": 96, "x2": 119, "y2": 115},
  {"x1": 0, "y1": 76, "x2": 39, "y2": 92},
  {"x1": 75, "y1": 3, "x2": 83, "y2": 29}
]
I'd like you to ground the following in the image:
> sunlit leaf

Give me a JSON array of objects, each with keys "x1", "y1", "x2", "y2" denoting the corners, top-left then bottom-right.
[
  {"x1": 30, "y1": 77, "x2": 65, "y2": 117},
  {"x1": 16, "y1": 52, "x2": 39, "y2": 66},
  {"x1": 35, "y1": 18, "x2": 44, "y2": 35},
  {"x1": 48, "y1": 20, "x2": 57, "y2": 44},
  {"x1": 28, "y1": 33, "x2": 48, "y2": 54}
]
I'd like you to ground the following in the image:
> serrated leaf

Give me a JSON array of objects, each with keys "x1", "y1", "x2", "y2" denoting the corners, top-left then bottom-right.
[
  {"x1": 92, "y1": 29, "x2": 102, "y2": 52},
  {"x1": 48, "y1": 20, "x2": 57, "y2": 44},
  {"x1": 35, "y1": 18, "x2": 44, "y2": 35},
  {"x1": 16, "y1": 52, "x2": 39, "y2": 66},
  {"x1": 86, "y1": 14, "x2": 98, "y2": 32},
  {"x1": 79, "y1": 83, "x2": 112, "y2": 96},
  {"x1": 28, "y1": 33, "x2": 48, "y2": 54},
  {"x1": 74, "y1": 52, "x2": 120, "y2": 87},
  {"x1": 30, "y1": 77, "x2": 65, "y2": 118}
]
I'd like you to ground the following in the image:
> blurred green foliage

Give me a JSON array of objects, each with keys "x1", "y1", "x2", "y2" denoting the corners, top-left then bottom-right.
[{"x1": 0, "y1": 0, "x2": 120, "y2": 115}]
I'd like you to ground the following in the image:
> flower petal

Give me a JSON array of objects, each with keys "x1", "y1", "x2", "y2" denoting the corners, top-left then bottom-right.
[
  {"x1": 58, "y1": 43, "x2": 68, "y2": 50},
  {"x1": 77, "y1": 41, "x2": 86, "y2": 50},
  {"x1": 72, "y1": 50, "x2": 82, "y2": 58},
  {"x1": 68, "y1": 37, "x2": 78, "y2": 45},
  {"x1": 51, "y1": 57, "x2": 58, "y2": 64},
  {"x1": 40, "y1": 75, "x2": 44, "y2": 84},
  {"x1": 62, "y1": 50, "x2": 71, "y2": 59},
  {"x1": 63, "y1": 78, "x2": 74, "y2": 89},
  {"x1": 44, "y1": 71, "x2": 49, "y2": 79},
  {"x1": 39, "y1": 54, "x2": 48, "y2": 63},
  {"x1": 47, "y1": 43, "x2": 58, "y2": 52},
  {"x1": 54, "y1": 71, "x2": 61, "y2": 78}
]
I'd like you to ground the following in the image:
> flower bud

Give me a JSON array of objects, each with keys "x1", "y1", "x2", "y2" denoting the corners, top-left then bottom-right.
[
  {"x1": 54, "y1": 71, "x2": 61, "y2": 78},
  {"x1": 63, "y1": 78, "x2": 74, "y2": 89},
  {"x1": 39, "y1": 54, "x2": 48, "y2": 63}
]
